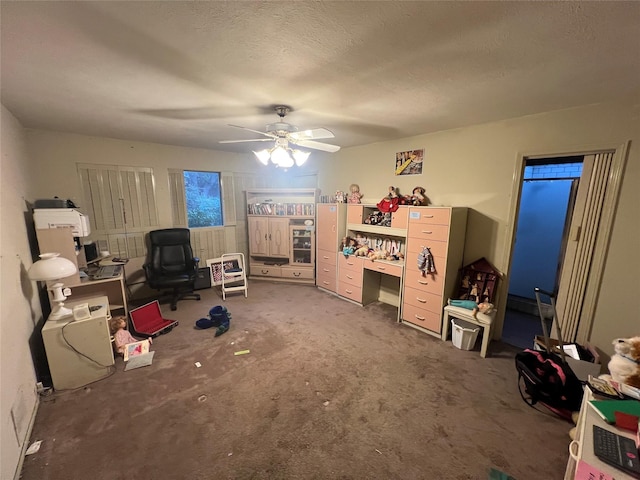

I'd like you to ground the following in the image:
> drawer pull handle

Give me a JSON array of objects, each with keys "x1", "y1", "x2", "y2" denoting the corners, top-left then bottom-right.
[
  {"x1": 323, "y1": 256, "x2": 329, "y2": 260},
  {"x1": 323, "y1": 268, "x2": 330, "y2": 272},
  {"x1": 414, "y1": 314, "x2": 426, "y2": 320},
  {"x1": 322, "y1": 281, "x2": 330, "y2": 285},
  {"x1": 346, "y1": 275, "x2": 353, "y2": 280},
  {"x1": 346, "y1": 289, "x2": 353, "y2": 294},
  {"x1": 293, "y1": 272, "x2": 300, "y2": 277},
  {"x1": 378, "y1": 267, "x2": 386, "y2": 271},
  {"x1": 261, "y1": 270, "x2": 269, "y2": 274},
  {"x1": 421, "y1": 230, "x2": 433, "y2": 234},
  {"x1": 418, "y1": 280, "x2": 428, "y2": 285},
  {"x1": 417, "y1": 297, "x2": 426, "y2": 303},
  {"x1": 423, "y1": 215, "x2": 434, "y2": 218},
  {"x1": 347, "y1": 261, "x2": 354, "y2": 266}
]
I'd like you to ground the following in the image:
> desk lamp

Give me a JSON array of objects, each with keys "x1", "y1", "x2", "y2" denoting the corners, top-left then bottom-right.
[{"x1": 28, "y1": 253, "x2": 77, "y2": 320}]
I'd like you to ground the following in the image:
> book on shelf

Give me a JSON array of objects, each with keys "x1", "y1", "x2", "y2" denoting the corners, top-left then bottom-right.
[{"x1": 248, "y1": 202, "x2": 315, "y2": 216}]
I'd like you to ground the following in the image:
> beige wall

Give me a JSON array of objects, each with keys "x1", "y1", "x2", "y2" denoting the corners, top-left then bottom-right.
[
  {"x1": 25, "y1": 130, "x2": 258, "y2": 228},
  {"x1": 1, "y1": 106, "x2": 41, "y2": 480},
  {"x1": 318, "y1": 101, "x2": 640, "y2": 356}
]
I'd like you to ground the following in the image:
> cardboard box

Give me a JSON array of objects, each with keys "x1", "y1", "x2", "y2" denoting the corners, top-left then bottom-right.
[{"x1": 533, "y1": 335, "x2": 602, "y2": 381}]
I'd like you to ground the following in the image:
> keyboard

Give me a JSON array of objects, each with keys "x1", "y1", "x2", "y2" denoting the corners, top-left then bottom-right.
[
  {"x1": 93, "y1": 265, "x2": 123, "y2": 280},
  {"x1": 593, "y1": 425, "x2": 640, "y2": 477}
]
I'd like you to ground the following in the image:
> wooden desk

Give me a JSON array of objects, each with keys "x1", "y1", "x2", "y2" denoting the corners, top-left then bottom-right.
[
  {"x1": 565, "y1": 388, "x2": 638, "y2": 479},
  {"x1": 61, "y1": 273, "x2": 128, "y2": 317}
]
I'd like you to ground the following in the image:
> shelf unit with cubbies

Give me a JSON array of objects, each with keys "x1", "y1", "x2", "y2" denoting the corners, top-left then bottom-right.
[
  {"x1": 341, "y1": 204, "x2": 409, "y2": 309},
  {"x1": 246, "y1": 188, "x2": 318, "y2": 284}
]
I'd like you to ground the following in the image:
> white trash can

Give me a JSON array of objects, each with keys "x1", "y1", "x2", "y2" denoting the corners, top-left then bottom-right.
[{"x1": 451, "y1": 318, "x2": 480, "y2": 350}]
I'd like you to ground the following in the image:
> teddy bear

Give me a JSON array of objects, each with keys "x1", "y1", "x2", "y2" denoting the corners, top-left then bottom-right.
[
  {"x1": 605, "y1": 336, "x2": 640, "y2": 388},
  {"x1": 354, "y1": 245, "x2": 370, "y2": 257}
]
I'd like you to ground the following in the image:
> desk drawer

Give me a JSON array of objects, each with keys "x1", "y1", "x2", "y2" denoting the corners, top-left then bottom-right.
[
  {"x1": 407, "y1": 223, "x2": 450, "y2": 242},
  {"x1": 402, "y1": 303, "x2": 442, "y2": 333},
  {"x1": 250, "y1": 264, "x2": 282, "y2": 278},
  {"x1": 338, "y1": 282, "x2": 362, "y2": 303},
  {"x1": 338, "y1": 268, "x2": 363, "y2": 288},
  {"x1": 403, "y1": 286, "x2": 443, "y2": 313},
  {"x1": 364, "y1": 261, "x2": 403, "y2": 278},
  {"x1": 338, "y1": 254, "x2": 364, "y2": 273},
  {"x1": 317, "y1": 271, "x2": 337, "y2": 292},
  {"x1": 317, "y1": 248, "x2": 337, "y2": 267},
  {"x1": 404, "y1": 268, "x2": 444, "y2": 295},
  {"x1": 408, "y1": 208, "x2": 451, "y2": 226},
  {"x1": 280, "y1": 266, "x2": 314, "y2": 280}
]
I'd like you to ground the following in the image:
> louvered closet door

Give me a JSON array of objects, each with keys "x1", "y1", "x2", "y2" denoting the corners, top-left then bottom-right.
[{"x1": 555, "y1": 152, "x2": 620, "y2": 343}]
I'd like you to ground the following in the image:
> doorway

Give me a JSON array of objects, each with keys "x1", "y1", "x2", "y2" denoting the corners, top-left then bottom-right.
[{"x1": 501, "y1": 157, "x2": 583, "y2": 349}]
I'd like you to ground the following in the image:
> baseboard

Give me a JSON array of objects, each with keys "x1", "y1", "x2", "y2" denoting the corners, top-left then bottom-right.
[{"x1": 12, "y1": 394, "x2": 40, "y2": 480}]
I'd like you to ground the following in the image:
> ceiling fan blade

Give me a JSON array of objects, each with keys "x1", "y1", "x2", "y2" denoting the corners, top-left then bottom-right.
[
  {"x1": 289, "y1": 128, "x2": 335, "y2": 141},
  {"x1": 292, "y1": 139, "x2": 341, "y2": 153},
  {"x1": 219, "y1": 138, "x2": 273, "y2": 144},
  {"x1": 227, "y1": 124, "x2": 276, "y2": 139}
]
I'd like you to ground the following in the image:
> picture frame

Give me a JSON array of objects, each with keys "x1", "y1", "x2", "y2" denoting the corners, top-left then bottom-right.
[{"x1": 394, "y1": 149, "x2": 424, "y2": 175}]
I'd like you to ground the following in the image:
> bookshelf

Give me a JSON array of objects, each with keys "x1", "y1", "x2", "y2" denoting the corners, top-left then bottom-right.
[{"x1": 246, "y1": 188, "x2": 318, "y2": 284}]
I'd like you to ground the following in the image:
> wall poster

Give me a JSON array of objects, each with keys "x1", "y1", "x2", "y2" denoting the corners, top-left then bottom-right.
[{"x1": 395, "y1": 149, "x2": 424, "y2": 175}]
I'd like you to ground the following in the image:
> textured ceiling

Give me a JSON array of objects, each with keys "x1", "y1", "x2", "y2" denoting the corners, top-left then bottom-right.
[{"x1": 1, "y1": 1, "x2": 639, "y2": 153}]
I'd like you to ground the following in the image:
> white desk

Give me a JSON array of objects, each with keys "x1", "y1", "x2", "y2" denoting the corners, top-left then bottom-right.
[{"x1": 565, "y1": 388, "x2": 638, "y2": 479}]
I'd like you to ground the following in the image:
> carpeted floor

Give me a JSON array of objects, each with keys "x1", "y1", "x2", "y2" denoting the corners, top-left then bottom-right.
[{"x1": 20, "y1": 281, "x2": 572, "y2": 480}]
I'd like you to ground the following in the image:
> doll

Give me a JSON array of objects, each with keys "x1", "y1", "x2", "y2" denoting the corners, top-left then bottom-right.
[
  {"x1": 376, "y1": 186, "x2": 400, "y2": 213},
  {"x1": 410, "y1": 186, "x2": 427, "y2": 206},
  {"x1": 109, "y1": 316, "x2": 152, "y2": 355},
  {"x1": 342, "y1": 237, "x2": 358, "y2": 257},
  {"x1": 447, "y1": 299, "x2": 495, "y2": 319},
  {"x1": 348, "y1": 184, "x2": 363, "y2": 204}
]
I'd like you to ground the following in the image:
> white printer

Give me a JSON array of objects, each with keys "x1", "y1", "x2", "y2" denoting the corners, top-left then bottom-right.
[{"x1": 34, "y1": 208, "x2": 91, "y2": 237}]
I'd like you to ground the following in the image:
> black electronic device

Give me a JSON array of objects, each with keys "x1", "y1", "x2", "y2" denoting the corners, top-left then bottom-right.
[{"x1": 592, "y1": 425, "x2": 640, "y2": 478}]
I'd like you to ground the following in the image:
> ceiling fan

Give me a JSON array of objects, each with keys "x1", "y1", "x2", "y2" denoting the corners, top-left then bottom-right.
[{"x1": 219, "y1": 106, "x2": 340, "y2": 167}]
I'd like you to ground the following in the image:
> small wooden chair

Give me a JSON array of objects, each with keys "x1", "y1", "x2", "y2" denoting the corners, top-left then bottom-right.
[{"x1": 220, "y1": 253, "x2": 247, "y2": 300}]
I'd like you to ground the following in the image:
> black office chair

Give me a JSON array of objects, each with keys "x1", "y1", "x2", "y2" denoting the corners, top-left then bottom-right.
[{"x1": 143, "y1": 228, "x2": 201, "y2": 311}]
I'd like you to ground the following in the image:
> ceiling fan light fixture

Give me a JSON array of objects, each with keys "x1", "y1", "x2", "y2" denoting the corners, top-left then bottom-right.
[
  {"x1": 292, "y1": 149, "x2": 310, "y2": 166},
  {"x1": 253, "y1": 149, "x2": 270, "y2": 165},
  {"x1": 271, "y1": 146, "x2": 294, "y2": 168}
]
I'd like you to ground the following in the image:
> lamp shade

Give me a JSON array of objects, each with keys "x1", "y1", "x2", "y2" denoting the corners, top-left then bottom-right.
[{"x1": 28, "y1": 253, "x2": 77, "y2": 281}]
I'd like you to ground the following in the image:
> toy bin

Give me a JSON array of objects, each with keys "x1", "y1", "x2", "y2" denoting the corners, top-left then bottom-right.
[{"x1": 451, "y1": 318, "x2": 480, "y2": 350}]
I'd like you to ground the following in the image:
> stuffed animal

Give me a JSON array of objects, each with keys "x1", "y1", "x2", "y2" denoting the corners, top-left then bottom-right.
[
  {"x1": 368, "y1": 249, "x2": 389, "y2": 261},
  {"x1": 354, "y1": 245, "x2": 369, "y2": 257},
  {"x1": 606, "y1": 336, "x2": 640, "y2": 388}
]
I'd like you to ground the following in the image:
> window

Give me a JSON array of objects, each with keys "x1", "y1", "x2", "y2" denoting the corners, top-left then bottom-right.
[{"x1": 184, "y1": 170, "x2": 223, "y2": 228}]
